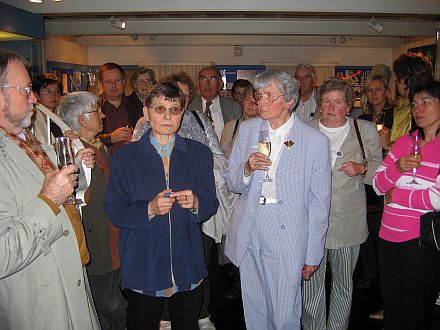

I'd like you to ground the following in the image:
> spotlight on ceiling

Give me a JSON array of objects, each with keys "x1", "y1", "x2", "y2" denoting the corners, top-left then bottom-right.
[
  {"x1": 29, "y1": 0, "x2": 43, "y2": 3},
  {"x1": 109, "y1": 16, "x2": 126, "y2": 30},
  {"x1": 368, "y1": 17, "x2": 385, "y2": 33}
]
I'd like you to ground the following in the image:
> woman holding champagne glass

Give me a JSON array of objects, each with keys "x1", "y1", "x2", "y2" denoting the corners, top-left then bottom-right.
[{"x1": 373, "y1": 80, "x2": 440, "y2": 330}]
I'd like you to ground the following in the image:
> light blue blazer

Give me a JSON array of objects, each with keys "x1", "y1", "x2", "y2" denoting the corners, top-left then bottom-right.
[{"x1": 224, "y1": 115, "x2": 331, "y2": 285}]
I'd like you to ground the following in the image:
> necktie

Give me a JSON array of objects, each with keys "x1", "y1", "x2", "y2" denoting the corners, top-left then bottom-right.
[{"x1": 205, "y1": 101, "x2": 214, "y2": 125}]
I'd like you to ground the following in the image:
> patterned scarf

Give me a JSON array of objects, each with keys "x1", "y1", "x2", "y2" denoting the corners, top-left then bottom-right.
[{"x1": 0, "y1": 127, "x2": 90, "y2": 266}]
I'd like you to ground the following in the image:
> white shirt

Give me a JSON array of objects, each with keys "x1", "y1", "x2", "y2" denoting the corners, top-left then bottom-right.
[
  {"x1": 261, "y1": 115, "x2": 294, "y2": 199},
  {"x1": 296, "y1": 90, "x2": 317, "y2": 122},
  {"x1": 243, "y1": 115, "x2": 295, "y2": 200},
  {"x1": 319, "y1": 119, "x2": 350, "y2": 168},
  {"x1": 202, "y1": 96, "x2": 224, "y2": 140}
]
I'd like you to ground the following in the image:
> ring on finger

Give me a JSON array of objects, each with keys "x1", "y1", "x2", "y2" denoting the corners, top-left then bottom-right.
[
  {"x1": 184, "y1": 195, "x2": 188, "y2": 200},
  {"x1": 256, "y1": 162, "x2": 260, "y2": 167}
]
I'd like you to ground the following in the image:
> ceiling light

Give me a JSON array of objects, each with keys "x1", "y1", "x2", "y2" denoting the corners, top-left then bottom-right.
[
  {"x1": 368, "y1": 17, "x2": 385, "y2": 33},
  {"x1": 29, "y1": 0, "x2": 63, "y2": 2},
  {"x1": 109, "y1": 16, "x2": 126, "y2": 30}
]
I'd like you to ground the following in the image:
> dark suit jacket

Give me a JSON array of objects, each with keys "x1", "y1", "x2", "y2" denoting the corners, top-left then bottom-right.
[{"x1": 187, "y1": 95, "x2": 242, "y2": 124}]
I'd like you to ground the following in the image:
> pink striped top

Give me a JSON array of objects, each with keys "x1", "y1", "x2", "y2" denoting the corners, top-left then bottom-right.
[{"x1": 373, "y1": 132, "x2": 440, "y2": 242}]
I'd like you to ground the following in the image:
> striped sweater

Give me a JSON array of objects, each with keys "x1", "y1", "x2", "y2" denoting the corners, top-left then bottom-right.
[{"x1": 373, "y1": 132, "x2": 440, "y2": 242}]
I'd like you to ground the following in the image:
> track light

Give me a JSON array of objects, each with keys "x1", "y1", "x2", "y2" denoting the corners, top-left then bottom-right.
[
  {"x1": 368, "y1": 17, "x2": 385, "y2": 33},
  {"x1": 109, "y1": 16, "x2": 126, "y2": 30},
  {"x1": 29, "y1": 0, "x2": 63, "y2": 2}
]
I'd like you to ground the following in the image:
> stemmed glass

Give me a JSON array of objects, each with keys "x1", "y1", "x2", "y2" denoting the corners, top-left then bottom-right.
[
  {"x1": 54, "y1": 137, "x2": 78, "y2": 204},
  {"x1": 258, "y1": 130, "x2": 273, "y2": 182},
  {"x1": 407, "y1": 134, "x2": 422, "y2": 185},
  {"x1": 375, "y1": 111, "x2": 385, "y2": 131}
]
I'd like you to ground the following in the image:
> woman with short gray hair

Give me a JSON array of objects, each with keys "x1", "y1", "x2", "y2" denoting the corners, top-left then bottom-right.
[
  {"x1": 253, "y1": 69, "x2": 300, "y2": 107},
  {"x1": 302, "y1": 78, "x2": 382, "y2": 330},
  {"x1": 58, "y1": 91, "x2": 128, "y2": 330}
]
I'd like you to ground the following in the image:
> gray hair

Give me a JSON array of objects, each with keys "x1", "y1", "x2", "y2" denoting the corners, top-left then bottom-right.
[
  {"x1": 318, "y1": 78, "x2": 354, "y2": 108},
  {"x1": 294, "y1": 63, "x2": 317, "y2": 80},
  {"x1": 254, "y1": 69, "x2": 299, "y2": 110},
  {"x1": 57, "y1": 91, "x2": 99, "y2": 130},
  {"x1": 0, "y1": 49, "x2": 28, "y2": 86}
]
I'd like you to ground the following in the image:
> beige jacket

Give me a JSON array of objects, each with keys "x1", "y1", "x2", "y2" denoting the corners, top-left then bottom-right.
[
  {"x1": 0, "y1": 130, "x2": 100, "y2": 330},
  {"x1": 308, "y1": 118, "x2": 383, "y2": 249}
]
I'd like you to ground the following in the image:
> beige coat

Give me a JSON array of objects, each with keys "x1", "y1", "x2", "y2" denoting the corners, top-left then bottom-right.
[
  {"x1": 0, "y1": 130, "x2": 100, "y2": 330},
  {"x1": 308, "y1": 118, "x2": 383, "y2": 249}
]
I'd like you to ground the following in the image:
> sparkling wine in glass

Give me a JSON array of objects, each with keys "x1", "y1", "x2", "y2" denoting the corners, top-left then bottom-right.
[
  {"x1": 54, "y1": 137, "x2": 77, "y2": 204},
  {"x1": 375, "y1": 111, "x2": 385, "y2": 131},
  {"x1": 407, "y1": 134, "x2": 422, "y2": 185},
  {"x1": 258, "y1": 130, "x2": 273, "y2": 182}
]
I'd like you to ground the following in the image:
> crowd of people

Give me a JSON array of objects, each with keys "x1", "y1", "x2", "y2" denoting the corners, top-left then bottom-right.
[{"x1": 0, "y1": 47, "x2": 439, "y2": 330}]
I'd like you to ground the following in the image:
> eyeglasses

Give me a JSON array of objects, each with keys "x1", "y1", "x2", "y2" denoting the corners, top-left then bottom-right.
[
  {"x1": 83, "y1": 107, "x2": 102, "y2": 116},
  {"x1": 41, "y1": 88, "x2": 60, "y2": 96},
  {"x1": 254, "y1": 92, "x2": 285, "y2": 104},
  {"x1": 2, "y1": 84, "x2": 33, "y2": 97},
  {"x1": 136, "y1": 79, "x2": 155, "y2": 85},
  {"x1": 199, "y1": 76, "x2": 219, "y2": 82},
  {"x1": 151, "y1": 105, "x2": 183, "y2": 116}
]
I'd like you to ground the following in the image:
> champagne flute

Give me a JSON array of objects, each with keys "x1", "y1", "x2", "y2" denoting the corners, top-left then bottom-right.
[
  {"x1": 54, "y1": 137, "x2": 77, "y2": 204},
  {"x1": 258, "y1": 130, "x2": 273, "y2": 182},
  {"x1": 407, "y1": 134, "x2": 422, "y2": 185},
  {"x1": 375, "y1": 111, "x2": 385, "y2": 131}
]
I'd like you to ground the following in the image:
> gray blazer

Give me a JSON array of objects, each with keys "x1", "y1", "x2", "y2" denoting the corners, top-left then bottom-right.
[
  {"x1": 308, "y1": 117, "x2": 383, "y2": 249},
  {"x1": 224, "y1": 115, "x2": 331, "y2": 285},
  {"x1": 187, "y1": 95, "x2": 242, "y2": 124}
]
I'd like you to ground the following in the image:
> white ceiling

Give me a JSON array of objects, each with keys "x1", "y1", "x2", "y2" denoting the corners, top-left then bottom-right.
[{"x1": 2, "y1": 0, "x2": 440, "y2": 47}]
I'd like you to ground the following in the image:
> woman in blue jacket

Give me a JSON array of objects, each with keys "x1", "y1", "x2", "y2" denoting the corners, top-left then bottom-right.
[{"x1": 104, "y1": 82, "x2": 219, "y2": 330}]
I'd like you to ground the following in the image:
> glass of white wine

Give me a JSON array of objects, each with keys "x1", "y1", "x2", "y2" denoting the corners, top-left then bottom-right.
[
  {"x1": 258, "y1": 130, "x2": 273, "y2": 182},
  {"x1": 407, "y1": 134, "x2": 422, "y2": 185},
  {"x1": 54, "y1": 137, "x2": 78, "y2": 204}
]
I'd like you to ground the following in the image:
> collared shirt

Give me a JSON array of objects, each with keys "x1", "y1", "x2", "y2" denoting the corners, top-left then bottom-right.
[
  {"x1": 101, "y1": 95, "x2": 130, "y2": 155},
  {"x1": 295, "y1": 90, "x2": 317, "y2": 122},
  {"x1": 243, "y1": 115, "x2": 295, "y2": 199},
  {"x1": 202, "y1": 95, "x2": 224, "y2": 139},
  {"x1": 261, "y1": 114, "x2": 295, "y2": 199}
]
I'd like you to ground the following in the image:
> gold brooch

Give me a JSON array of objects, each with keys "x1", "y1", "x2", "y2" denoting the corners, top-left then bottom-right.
[{"x1": 284, "y1": 140, "x2": 294, "y2": 149}]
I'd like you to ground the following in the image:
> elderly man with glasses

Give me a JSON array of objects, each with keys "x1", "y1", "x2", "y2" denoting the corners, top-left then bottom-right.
[
  {"x1": 224, "y1": 69, "x2": 331, "y2": 330},
  {"x1": 0, "y1": 49, "x2": 99, "y2": 329}
]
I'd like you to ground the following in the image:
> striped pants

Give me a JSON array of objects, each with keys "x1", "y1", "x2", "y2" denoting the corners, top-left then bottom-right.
[
  {"x1": 301, "y1": 245, "x2": 360, "y2": 330},
  {"x1": 240, "y1": 204, "x2": 304, "y2": 330}
]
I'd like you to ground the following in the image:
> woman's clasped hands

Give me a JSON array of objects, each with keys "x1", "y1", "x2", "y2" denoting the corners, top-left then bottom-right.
[{"x1": 147, "y1": 188, "x2": 199, "y2": 217}]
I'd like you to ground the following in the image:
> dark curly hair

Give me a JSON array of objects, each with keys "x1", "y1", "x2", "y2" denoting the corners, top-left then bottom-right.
[
  {"x1": 160, "y1": 72, "x2": 197, "y2": 102},
  {"x1": 392, "y1": 52, "x2": 433, "y2": 91},
  {"x1": 32, "y1": 73, "x2": 62, "y2": 96}
]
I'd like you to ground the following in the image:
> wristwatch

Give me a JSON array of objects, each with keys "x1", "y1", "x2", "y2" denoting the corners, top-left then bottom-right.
[{"x1": 361, "y1": 160, "x2": 368, "y2": 176}]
